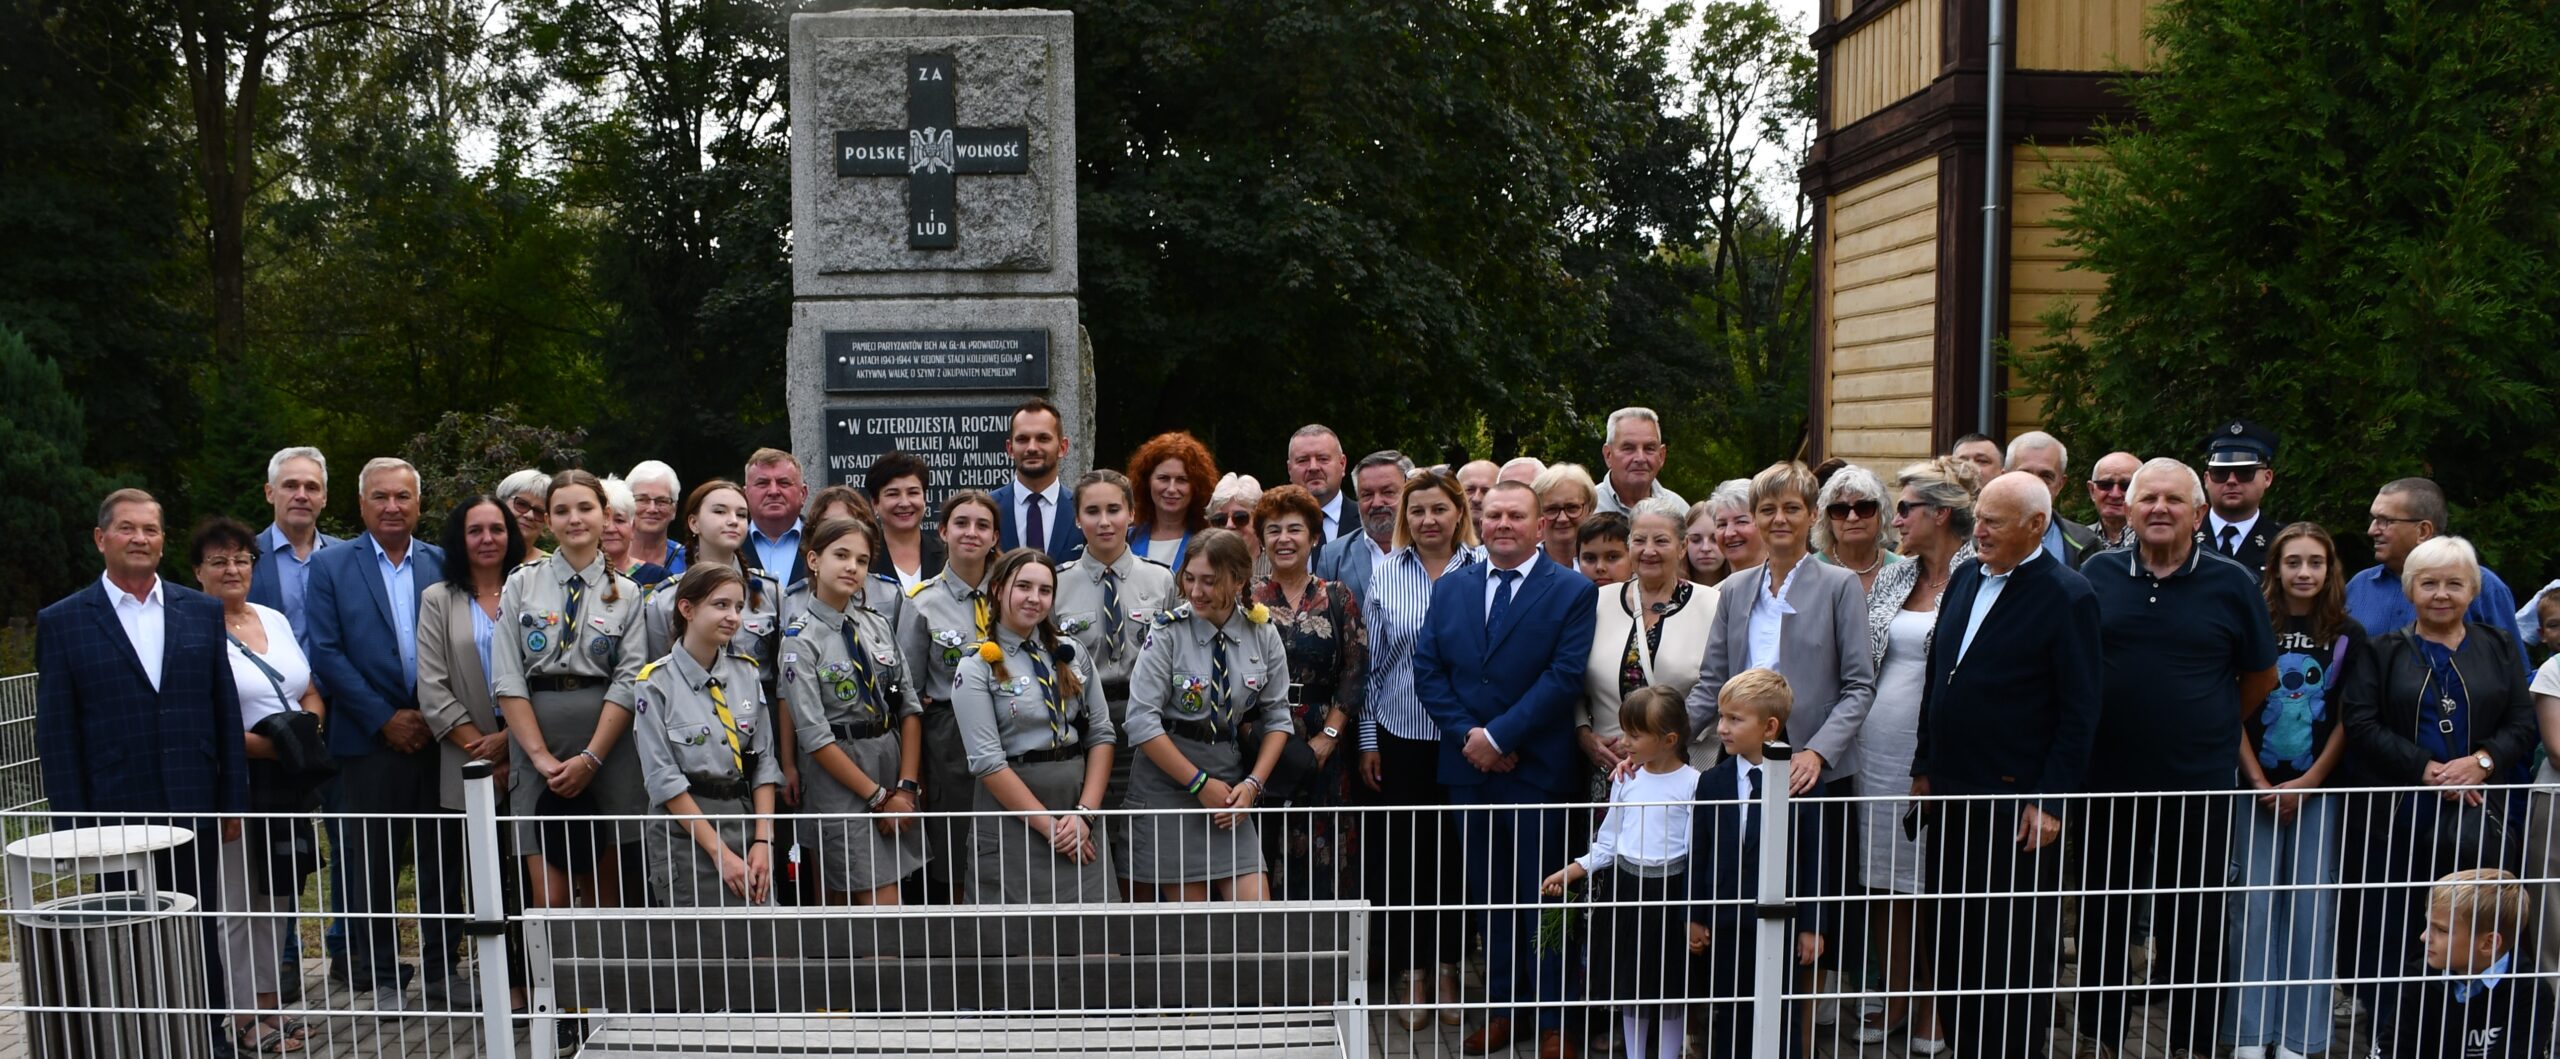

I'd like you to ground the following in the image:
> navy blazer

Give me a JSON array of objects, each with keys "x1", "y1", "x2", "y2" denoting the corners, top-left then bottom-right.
[
  {"x1": 35, "y1": 579, "x2": 249, "y2": 815},
  {"x1": 306, "y1": 532, "x2": 445, "y2": 757},
  {"x1": 1911, "y1": 550, "x2": 2104, "y2": 812},
  {"x1": 1314, "y1": 530, "x2": 1387, "y2": 610},
  {"x1": 1686, "y1": 755, "x2": 1827, "y2": 946},
  {"x1": 992, "y1": 480, "x2": 1084, "y2": 562},
  {"x1": 247, "y1": 528, "x2": 344, "y2": 636},
  {"x1": 1414, "y1": 554, "x2": 1596, "y2": 798}
]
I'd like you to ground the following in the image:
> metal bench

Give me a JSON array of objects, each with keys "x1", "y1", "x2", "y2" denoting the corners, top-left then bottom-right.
[{"x1": 525, "y1": 900, "x2": 1370, "y2": 1057}]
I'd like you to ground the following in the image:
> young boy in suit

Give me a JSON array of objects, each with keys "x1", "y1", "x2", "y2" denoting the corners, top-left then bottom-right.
[
  {"x1": 1686, "y1": 668, "x2": 1826, "y2": 1059},
  {"x1": 2375, "y1": 868, "x2": 2552, "y2": 1059}
]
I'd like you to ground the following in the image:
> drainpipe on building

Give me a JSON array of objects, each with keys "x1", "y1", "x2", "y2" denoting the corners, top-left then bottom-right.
[{"x1": 1977, "y1": 0, "x2": 2008, "y2": 436}]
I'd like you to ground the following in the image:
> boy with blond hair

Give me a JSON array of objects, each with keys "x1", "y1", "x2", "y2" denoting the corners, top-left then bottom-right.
[{"x1": 2375, "y1": 868, "x2": 2552, "y2": 1059}]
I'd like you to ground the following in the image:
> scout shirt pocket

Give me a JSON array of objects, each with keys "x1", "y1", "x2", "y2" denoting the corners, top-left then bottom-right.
[
  {"x1": 1054, "y1": 609, "x2": 1100, "y2": 643},
  {"x1": 928, "y1": 627, "x2": 971, "y2": 672},
  {"x1": 996, "y1": 671, "x2": 1045, "y2": 726},
  {"x1": 1170, "y1": 672, "x2": 1217, "y2": 719}
]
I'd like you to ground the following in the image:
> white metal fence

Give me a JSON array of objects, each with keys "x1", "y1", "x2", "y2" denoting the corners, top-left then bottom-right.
[{"x1": 0, "y1": 737, "x2": 2555, "y2": 1058}]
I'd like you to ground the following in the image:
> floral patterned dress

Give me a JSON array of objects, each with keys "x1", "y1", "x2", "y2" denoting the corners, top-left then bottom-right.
[{"x1": 1249, "y1": 575, "x2": 1369, "y2": 899}]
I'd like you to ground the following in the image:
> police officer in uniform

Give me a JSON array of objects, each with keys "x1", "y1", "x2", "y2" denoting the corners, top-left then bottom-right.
[
  {"x1": 892, "y1": 490, "x2": 1004, "y2": 893},
  {"x1": 2197, "y1": 419, "x2": 2282, "y2": 572},
  {"x1": 1121, "y1": 529, "x2": 1294, "y2": 901},
  {"x1": 784, "y1": 518, "x2": 930, "y2": 903},
  {"x1": 492, "y1": 470, "x2": 651, "y2": 905},
  {"x1": 631, "y1": 565, "x2": 781, "y2": 906},
  {"x1": 953, "y1": 547, "x2": 1118, "y2": 904}
]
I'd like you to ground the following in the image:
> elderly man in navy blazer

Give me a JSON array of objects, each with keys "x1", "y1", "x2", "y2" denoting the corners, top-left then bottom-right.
[
  {"x1": 1417, "y1": 480, "x2": 1598, "y2": 1059},
  {"x1": 36, "y1": 488, "x2": 248, "y2": 1036},
  {"x1": 990, "y1": 398, "x2": 1084, "y2": 561},
  {"x1": 306, "y1": 457, "x2": 450, "y2": 1009},
  {"x1": 1910, "y1": 471, "x2": 2103, "y2": 1059}
]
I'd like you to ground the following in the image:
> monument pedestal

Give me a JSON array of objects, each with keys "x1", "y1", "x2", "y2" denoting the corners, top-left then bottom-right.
[{"x1": 786, "y1": 7, "x2": 1089, "y2": 504}]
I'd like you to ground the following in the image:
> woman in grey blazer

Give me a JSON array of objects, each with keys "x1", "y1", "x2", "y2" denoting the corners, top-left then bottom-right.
[
  {"x1": 1675, "y1": 460, "x2": 1877, "y2": 1001},
  {"x1": 416, "y1": 495, "x2": 529, "y2": 1010}
]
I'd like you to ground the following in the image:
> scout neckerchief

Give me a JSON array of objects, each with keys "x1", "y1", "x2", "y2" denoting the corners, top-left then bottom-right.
[
  {"x1": 563, "y1": 568, "x2": 586, "y2": 624},
  {"x1": 1024, "y1": 638, "x2": 1067, "y2": 747},
  {"x1": 1100, "y1": 566, "x2": 1125, "y2": 657},
  {"x1": 705, "y1": 675, "x2": 745, "y2": 774},
  {"x1": 838, "y1": 609, "x2": 885, "y2": 718},
  {"x1": 1208, "y1": 629, "x2": 1235, "y2": 736}
]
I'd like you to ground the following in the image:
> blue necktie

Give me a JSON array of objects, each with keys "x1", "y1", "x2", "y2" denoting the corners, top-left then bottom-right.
[
  {"x1": 1025, "y1": 492, "x2": 1046, "y2": 551},
  {"x1": 840, "y1": 618, "x2": 882, "y2": 717},
  {"x1": 1100, "y1": 568, "x2": 1124, "y2": 656},
  {"x1": 1209, "y1": 632, "x2": 1233, "y2": 732},
  {"x1": 1489, "y1": 568, "x2": 1521, "y2": 630}
]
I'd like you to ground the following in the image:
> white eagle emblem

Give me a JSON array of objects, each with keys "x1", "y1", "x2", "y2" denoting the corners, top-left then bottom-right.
[{"x1": 909, "y1": 127, "x2": 954, "y2": 174}]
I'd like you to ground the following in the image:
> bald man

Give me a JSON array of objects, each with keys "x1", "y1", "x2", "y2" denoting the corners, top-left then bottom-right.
[
  {"x1": 1912, "y1": 471, "x2": 2102, "y2": 1059},
  {"x1": 2084, "y1": 451, "x2": 2140, "y2": 549}
]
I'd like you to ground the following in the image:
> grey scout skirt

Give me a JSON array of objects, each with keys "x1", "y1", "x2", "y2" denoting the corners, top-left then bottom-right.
[
  {"x1": 1121, "y1": 731, "x2": 1265, "y2": 886},
  {"x1": 799, "y1": 730, "x2": 931, "y2": 893},
  {"x1": 971, "y1": 754, "x2": 1117, "y2": 904},
  {"x1": 511, "y1": 684, "x2": 646, "y2": 849}
]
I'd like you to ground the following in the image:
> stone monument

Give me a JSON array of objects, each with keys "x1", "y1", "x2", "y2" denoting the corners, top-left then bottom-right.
[{"x1": 786, "y1": 6, "x2": 1090, "y2": 507}]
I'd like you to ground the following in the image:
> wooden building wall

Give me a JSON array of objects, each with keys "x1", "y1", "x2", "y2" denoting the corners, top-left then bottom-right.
[
  {"x1": 1802, "y1": 0, "x2": 2152, "y2": 463},
  {"x1": 1822, "y1": 157, "x2": 1941, "y2": 469}
]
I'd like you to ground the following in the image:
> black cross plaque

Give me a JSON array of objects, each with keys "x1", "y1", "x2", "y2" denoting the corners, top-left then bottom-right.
[{"x1": 834, "y1": 53, "x2": 1031, "y2": 250}]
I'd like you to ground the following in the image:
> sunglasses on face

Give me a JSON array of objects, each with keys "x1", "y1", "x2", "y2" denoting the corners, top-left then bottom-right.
[
  {"x1": 1896, "y1": 500, "x2": 1935, "y2": 518},
  {"x1": 1208, "y1": 513, "x2": 1252, "y2": 528},
  {"x1": 1825, "y1": 499, "x2": 1880, "y2": 520},
  {"x1": 2206, "y1": 467, "x2": 2263, "y2": 483},
  {"x1": 2088, "y1": 477, "x2": 2131, "y2": 494}
]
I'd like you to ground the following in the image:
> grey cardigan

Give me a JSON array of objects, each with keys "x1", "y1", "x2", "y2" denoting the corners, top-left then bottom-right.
[
  {"x1": 1683, "y1": 555, "x2": 1878, "y2": 779},
  {"x1": 417, "y1": 585, "x2": 504, "y2": 812}
]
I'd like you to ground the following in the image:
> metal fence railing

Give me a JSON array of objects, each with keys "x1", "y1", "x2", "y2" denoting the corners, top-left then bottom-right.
[
  {"x1": 1, "y1": 746, "x2": 2555, "y2": 1058},
  {"x1": 0, "y1": 673, "x2": 40, "y2": 813}
]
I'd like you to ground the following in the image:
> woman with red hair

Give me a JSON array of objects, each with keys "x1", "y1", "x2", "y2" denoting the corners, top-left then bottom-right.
[{"x1": 1126, "y1": 431, "x2": 1217, "y2": 575}]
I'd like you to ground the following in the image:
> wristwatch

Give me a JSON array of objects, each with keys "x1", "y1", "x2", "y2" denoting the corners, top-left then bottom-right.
[
  {"x1": 895, "y1": 778, "x2": 923, "y2": 796},
  {"x1": 2474, "y1": 750, "x2": 2496, "y2": 772},
  {"x1": 1320, "y1": 725, "x2": 1341, "y2": 739}
]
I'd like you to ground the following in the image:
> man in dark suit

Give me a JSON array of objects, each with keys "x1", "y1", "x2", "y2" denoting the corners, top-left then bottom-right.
[
  {"x1": 306, "y1": 457, "x2": 450, "y2": 1010},
  {"x1": 1417, "y1": 480, "x2": 1598, "y2": 1059},
  {"x1": 991, "y1": 398, "x2": 1084, "y2": 561},
  {"x1": 1911, "y1": 472, "x2": 2104, "y2": 1059},
  {"x1": 36, "y1": 488, "x2": 249, "y2": 1042},
  {"x1": 247, "y1": 446, "x2": 342, "y2": 646}
]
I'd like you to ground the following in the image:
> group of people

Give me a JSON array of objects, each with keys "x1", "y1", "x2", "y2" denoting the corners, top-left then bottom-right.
[{"x1": 31, "y1": 404, "x2": 2560, "y2": 1059}]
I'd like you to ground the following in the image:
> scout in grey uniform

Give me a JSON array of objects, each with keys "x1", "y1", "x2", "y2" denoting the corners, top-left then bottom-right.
[
  {"x1": 1055, "y1": 549, "x2": 1178, "y2": 709},
  {"x1": 491, "y1": 547, "x2": 649, "y2": 856},
  {"x1": 1121, "y1": 598, "x2": 1293, "y2": 891},
  {"x1": 953, "y1": 623, "x2": 1118, "y2": 904},
  {"x1": 783, "y1": 570, "x2": 906, "y2": 638},
  {"x1": 642, "y1": 565, "x2": 782, "y2": 678},
  {"x1": 893, "y1": 563, "x2": 992, "y2": 882},
  {"x1": 631, "y1": 645, "x2": 780, "y2": 906},
  {"x1": 783, "y1": 588, "x2": 929, "y2": 898}
]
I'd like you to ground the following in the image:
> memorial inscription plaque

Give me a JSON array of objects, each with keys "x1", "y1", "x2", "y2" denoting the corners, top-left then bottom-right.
[{"x1": 823, "y1": 329, "x2": 1050, "y2": 392}]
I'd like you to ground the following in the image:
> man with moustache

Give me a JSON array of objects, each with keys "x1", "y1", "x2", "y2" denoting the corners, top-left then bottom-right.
[{"x1": 1315, "y1": 449, "x2": 1414, "y2": 607}]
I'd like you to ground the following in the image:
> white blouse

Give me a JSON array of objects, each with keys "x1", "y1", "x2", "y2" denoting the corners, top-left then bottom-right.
[
  {"x1": 224, "y1": 603, "x2": 313, "y2": 727},
  {"x1": 1575, "y1": 763, "x2": 1702, "y2": 873}
]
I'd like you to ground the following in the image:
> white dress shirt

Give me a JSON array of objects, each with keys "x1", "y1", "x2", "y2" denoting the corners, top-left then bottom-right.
[
  {"x1": 1575, "y1": 763, "x2": 1702, "y2": 873},
  {"x1": 1747, "y1": 562, "x2": 1800, "y2": 670},
  {"x1": 2207, "y1": 511, "x2": 2263, "y2": 555},
  {"x1": 1013, "y1": 478, "x2": 1063, "y2": 544},
  {"x1": 1318, "y1": 492, "x2": 1349, "y2": 541},
  {"x1": 102, "y1": 572, "x2": 166, "y2": 691},
  {"x1": 1483, "y1": 549, "x2": 1542, "y2": 620}
]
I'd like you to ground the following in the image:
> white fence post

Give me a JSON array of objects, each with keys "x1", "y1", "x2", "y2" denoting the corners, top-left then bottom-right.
[
  {"x1": 1751, "y1": 742, "x2": 1796, "y2": 1059},
  {"x1": 461, "y1": 760, "x2": 518, "y2": 1059}
]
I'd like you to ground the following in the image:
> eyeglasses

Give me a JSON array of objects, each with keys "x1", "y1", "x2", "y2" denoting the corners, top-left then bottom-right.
[
  {"x1": 633, "y1": 495, "x2": 676, "y2": 509},
  {"x1": 1896, "y1": 500, "x2": 1937, "y2": 518},
  {"x1": 1208, "y1": 512, "x2": 1252, "y2": 528},
  {"x1": 2206, "y1": 467, "x2": 2264, "y2": 483},
  {"x1": 2369, "y1": 514, "x2": 2425, "y2": 528},
  {"x1": 2088, "y1": 477, "x2": 2131, "y2": 494},
  {"x1": 1540, "y1": 502, "x2": 1587, "y2": 519},
  {"x1": 1824, "y1": 499, "x2": 1880, "y2": 520}
]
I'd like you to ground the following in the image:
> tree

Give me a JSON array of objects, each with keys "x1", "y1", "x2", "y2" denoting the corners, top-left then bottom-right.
[
  {"x1": 0, "y1": 328, "x2": 118, "y2": 617},
  {"x1": 1052, "y1": 0, "x2": 1638, "y2": 470},
  {"x1": 0, "y1": 0, "x2": 203, "y2": 479},
  {"x1": 2019, "y1": 0, "x2": 2560, "y2": 569},
  {"x1": 403, "y1": 404, "x2": 587, "y2": 510}
]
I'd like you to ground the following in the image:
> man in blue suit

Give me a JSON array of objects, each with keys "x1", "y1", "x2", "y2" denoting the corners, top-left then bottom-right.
[
  {"x1": 306, "y1": 457, "x2": 450, "y2": 1010},
  {"x1": 246, "y1": 446, "x2": 343, "y2": 645},
  {"x1": 37, "y1": 488, "x2": 248, "y2": 1043},
  {"x1": 991, "y1": 398, "x2": 1084, "y2": 561},
  {"x1": 1313, "y1": 450, "x2": 1411, "y2": 608},
  {"x1": 1416, "y1": 480, "x2": 1598, "y2": 1059}
]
